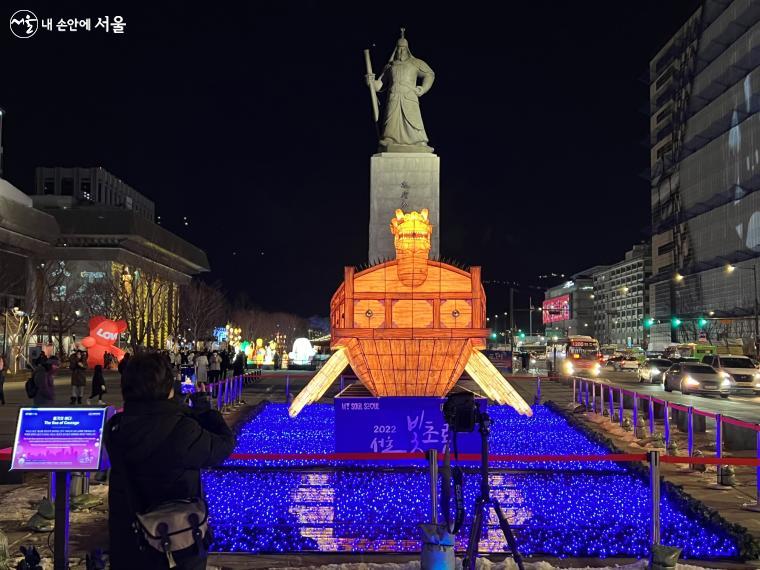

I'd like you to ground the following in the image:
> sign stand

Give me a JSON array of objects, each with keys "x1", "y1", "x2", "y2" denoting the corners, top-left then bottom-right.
[
  {"x1": 10, "y1": 407, "x2": 113, "y2": 570},
  {"x1": 54, "y1": 472, "x2": 71, "y2": 570}
]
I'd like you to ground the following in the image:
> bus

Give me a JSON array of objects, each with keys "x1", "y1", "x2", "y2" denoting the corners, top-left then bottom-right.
[
  {"x1": 548, "y1": 335, "x2": 602, "y2": 377},
  {"x1": 663, "y1": 343, "x2": 716, "y2": 361}
]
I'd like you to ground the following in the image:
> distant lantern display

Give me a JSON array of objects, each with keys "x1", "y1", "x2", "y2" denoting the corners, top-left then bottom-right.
[{"x1": 289, "y1": 209, "x2": 531, "y2": 417}]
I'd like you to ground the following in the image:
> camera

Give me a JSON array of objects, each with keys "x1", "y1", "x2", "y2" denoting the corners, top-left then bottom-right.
[{"x1": 442, "y1": 392, "x2": 479, "y2": 433}]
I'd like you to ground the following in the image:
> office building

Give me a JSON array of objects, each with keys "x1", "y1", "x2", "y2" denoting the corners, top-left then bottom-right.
[
  {"x1": 592, "y1": 244, "x2": 652, "y2": 348},
  {"x1": 542, "y1": 267, "x2": 606, "y2": 338},
  {"x1": 648, "y1": 0, "x2": 760, "y2": 352}
]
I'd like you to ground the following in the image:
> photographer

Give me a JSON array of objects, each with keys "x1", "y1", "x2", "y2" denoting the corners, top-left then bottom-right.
[{"x1": 105, "y1": 353, "x2": 235, "y2": 569}]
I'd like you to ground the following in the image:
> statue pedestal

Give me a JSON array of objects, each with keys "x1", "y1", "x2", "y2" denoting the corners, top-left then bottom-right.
[{"x1": 369, "y1": 152, "x2": 440, "y2": 263}]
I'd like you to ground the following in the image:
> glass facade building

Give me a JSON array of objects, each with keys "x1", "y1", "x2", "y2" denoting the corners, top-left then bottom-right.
[{"x1": 648, "y1": 0, "x2": 760, "y2": 353}]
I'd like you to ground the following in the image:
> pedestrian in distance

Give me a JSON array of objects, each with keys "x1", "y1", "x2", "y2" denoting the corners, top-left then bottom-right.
[
  {"x1": 87, "y1": 364, "x2": 108, "y2": 405},
  {"x1": 233, "y1": 351, "x2": 245, "y2": 377},
  {"x1": 220, "y1": 350, "x2": 230, "y2": 379},
  {"x1": 32, "y1": 355, "x2": 59, "y2": 407},
  {"x1": 118, "y1": 352, "x2": 130, "y2": 379},
  {"x1": 70, "y1": 350, "x2": 87, "y2": 405},
  {"x1": 105, "y1": 353, "x2": 235, "y2": 570},
  {"x1": 0, "y1": 352, "x2": 6, "y2": 405},
  {"x1": 195, "y1": 351, "x2": 209, "y2": 386},
  {"x1": 208, "y1": 351, "x2": 220, "y2": 383}
]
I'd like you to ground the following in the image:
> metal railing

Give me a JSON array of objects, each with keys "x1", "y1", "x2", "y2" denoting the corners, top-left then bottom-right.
[{"x1": 571, "y1": 375, "x2": 760, "y2": 510}]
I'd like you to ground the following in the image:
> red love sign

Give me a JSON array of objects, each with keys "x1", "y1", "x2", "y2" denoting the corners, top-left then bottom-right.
[{"x1": 80, "y1": 316, "x2": 127, "y2": 368}]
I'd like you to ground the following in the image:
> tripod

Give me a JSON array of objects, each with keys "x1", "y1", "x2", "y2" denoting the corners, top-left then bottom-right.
[{"x1": 463, "y1": 411, "x2": 524, "y2": 570}]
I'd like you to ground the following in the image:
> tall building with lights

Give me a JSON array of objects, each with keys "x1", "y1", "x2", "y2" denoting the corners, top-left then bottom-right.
[
  {"x1": 542, "y1": 267, "x2": 606, "y2": 338},
  {"x1": 648, "y1": 0, "x2": 760, "y2": 352},
  {"x1": 592, "y1": 244, "x2": 651, "y2": 348},
  {"x1": 28, "y1": 166, "x2": 208, "y2": 352}
]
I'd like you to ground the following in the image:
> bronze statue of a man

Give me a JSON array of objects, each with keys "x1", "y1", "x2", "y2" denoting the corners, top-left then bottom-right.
[{"x1": 368, "y1": 30, "x2": 435, "y2": 152}]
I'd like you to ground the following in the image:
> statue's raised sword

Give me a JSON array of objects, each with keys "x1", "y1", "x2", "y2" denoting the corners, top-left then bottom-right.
[{"x1": 364, "y1": 49, "x2": 380, "y2": 128}]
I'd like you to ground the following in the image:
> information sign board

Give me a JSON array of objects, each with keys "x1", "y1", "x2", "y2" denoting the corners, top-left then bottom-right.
[
  {"x1": 11, "y1": 408, "x2": 110, "y2": 471},
  {"x1": 334, "y1": 396, "x2": 485, "y2": 454}
]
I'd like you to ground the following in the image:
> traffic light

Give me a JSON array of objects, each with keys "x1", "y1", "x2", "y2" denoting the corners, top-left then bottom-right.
[
  {"x1": 644, "y1": 317, "x2": 655, "y2": 328},
  {"x1": 490, "y1": 332, "x2": 497, "y2": 339},
  {"x1": 671, "y1": 317, "x2": 682, "y2": 328},
  {"x1": 698, "y1": 317, "x2": 708, "y2": 328},
  {"x1": 518, "y1": 332, "x2": 526, "y2": 339}
]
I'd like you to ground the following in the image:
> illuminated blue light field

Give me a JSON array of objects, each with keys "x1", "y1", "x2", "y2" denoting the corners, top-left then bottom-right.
[{"x1": 203, "y1": 403, "x2": 739, "y2": 558}]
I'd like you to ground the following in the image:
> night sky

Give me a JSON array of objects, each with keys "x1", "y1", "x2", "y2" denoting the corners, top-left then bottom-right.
[{"x1": 2, "y1": 2, "x2": 700, "y2": 326}]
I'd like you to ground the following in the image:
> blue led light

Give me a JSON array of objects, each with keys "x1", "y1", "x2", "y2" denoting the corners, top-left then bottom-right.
[{"x1": 204, "y1": 403, "x2": 739, "y2": 558}]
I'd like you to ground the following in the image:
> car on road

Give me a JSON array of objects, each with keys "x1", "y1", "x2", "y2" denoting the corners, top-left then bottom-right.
[
  {"x1": 701, "y1": 354, "x2": 760, "y2": 395},
  {"x1": 637, "y1": 358, "x2": 672, "y2": 383},
  {"x1": 605, "y1": 355, "x2": 623, "y2": 368},
  {"x1": 662, "y1": 362, "x2": 734, "y2": 398},
  {"x1": 612, "y1": 356, "x2": 639, "y2": 372}
]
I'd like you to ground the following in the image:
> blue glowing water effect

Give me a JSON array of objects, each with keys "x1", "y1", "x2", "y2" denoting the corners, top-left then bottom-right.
[{"x1": 203, "y1": 404, "x2": 738, "y2": 558}]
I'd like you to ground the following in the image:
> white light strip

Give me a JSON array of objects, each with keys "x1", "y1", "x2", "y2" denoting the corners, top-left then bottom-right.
[
  {"x1": 288, "y1": 348, "x2": 350, "y2": 417},
  {"x1": 465, "y1": 348, "x2": 533, "y2": 416}
]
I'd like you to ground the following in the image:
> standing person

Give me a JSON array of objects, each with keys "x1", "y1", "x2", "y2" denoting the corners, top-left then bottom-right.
[
  {"x1": 0, "y1": 352, "x2": 6, "y2": 405},
  {"x1": 233, "y1": 351, "x2": 245, "y2": 376},
  {"x1": 195, "y1": 352, "x2": 208, "y2": 386},
  {"x1": 208, "y1": 351, "x2": 220, "y2": 383},
  {"x1": 88, "y1": 364, "x2": 107, "y2": 405},
  {"x1": 220, "y1": 350, "x2": 230, "y2": 380},
  {"x1": 105, "y1": 353, "x2": 235, "y2": 570},
  {"x1": 32, "y1": 355, "x2": 59, "y2": 407},
  {"x1": 118, "y1": 352, "x2": 130, "y2": 379},
  {"x1": 70, "y1": 350, "x2": 87, "y2": 405}
]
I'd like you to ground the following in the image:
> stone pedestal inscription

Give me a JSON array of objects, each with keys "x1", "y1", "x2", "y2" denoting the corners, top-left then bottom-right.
[{"x1": 369, "y1": 152, "x2": 439, "y2": 263}]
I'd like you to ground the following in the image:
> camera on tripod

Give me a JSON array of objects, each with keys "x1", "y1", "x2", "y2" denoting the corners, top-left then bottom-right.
[
  {"x1": 442, "y1": 392, "x2": 480, "y2": 433},
  {"x1": 441, "y1": 390, "x2": 524, "y2": 570}
]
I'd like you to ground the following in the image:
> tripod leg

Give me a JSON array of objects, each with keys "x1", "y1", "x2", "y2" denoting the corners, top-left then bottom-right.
[
  {"x1": 464, "y1": 497, "x2": 485, "y2": 570},
  {"x1": 492, "y1": 500, "x2": 524, "y2": 570}
]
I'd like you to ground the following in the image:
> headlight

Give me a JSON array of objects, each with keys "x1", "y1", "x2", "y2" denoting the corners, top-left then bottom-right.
[
  {"x1": 564, "y1": 362, "x2": 574, "y2": 375},
  {"x1": 721, "y1": 377, "x2": 733, "y2": 387},
  {"x1": 720, "y1": 371, "x2": 732, "y2": 380},
  {"x1": 650, "y1": 367, "x2": 660, "y2": 375},
  {"x1": 591, "y1": 363, "x2": 601, "y2": 376},
  {"x1": 683, "y1": 376, "x2": 700, "y2": 387},
  {"x1": 753, "y1": 373, "x2": 760, "y2": 381}
]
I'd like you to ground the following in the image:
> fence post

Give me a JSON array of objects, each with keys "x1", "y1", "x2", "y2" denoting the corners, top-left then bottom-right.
[
  {"x1": 632, "y1": 393, "x2": 638, "y2": 426},
  {"x1": 573, "y1": 377, "x2": 577, "y2": 403},
  {"x1": 648, "y1": 397, "x2": 655, "y2": 435},
  {"x1": 618, "y1": 388, "x2": 624, "y2": 426},
  {"x1": 286, "y1": 374, "x2": 290, "y2": 402},
  {"x1": 715, "y1": 413, "x2": 722, "y2": 486},
  {"x1": 340, "y1": 374, "x2": 345, "y2": 392},
  {"x1": 584, "y1": 380, "x2": 589, "y2": 410},
  {"x1": 535, "y1": 376, "x2": 542, "y2": 404},
  {"x1": 217, "y1": 381, "x2": 223, "y2": 410},
  {"x1": 663, "y1": 402, "x2": 670, "y2": 446},
  {"x1": 649, "y1": 450, "x2": 661, "y2": 547},
  {"x1": 743, "y1": 431, "x2": 760, "y2": 511},
  {"x1": 687, "y1": 407, "x2": 694, "y2": 463},
  {"x1": 600, "y1": 381, "x2": 605, "y2": 414},
  {"x1": 608, "y1": 386, "x2": 614, "y2": 418}
]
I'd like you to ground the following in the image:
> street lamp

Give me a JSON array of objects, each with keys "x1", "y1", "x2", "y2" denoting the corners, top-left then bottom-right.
[
  {"x1": 674, "y1": 272, "x2": 684, "y2": 283},
  {"x1": 725, "y1": 264, "x2": 759, "y2": 356}
]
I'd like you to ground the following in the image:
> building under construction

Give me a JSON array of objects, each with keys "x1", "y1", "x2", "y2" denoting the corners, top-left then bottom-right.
[{"x1": 648, "y1": 0, "x2": 760, "y2": 353}]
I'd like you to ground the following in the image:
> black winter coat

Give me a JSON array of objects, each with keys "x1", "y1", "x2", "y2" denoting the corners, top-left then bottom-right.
[{"x1": 105, "y1": 396, "x2": 235, "y2": 569}]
